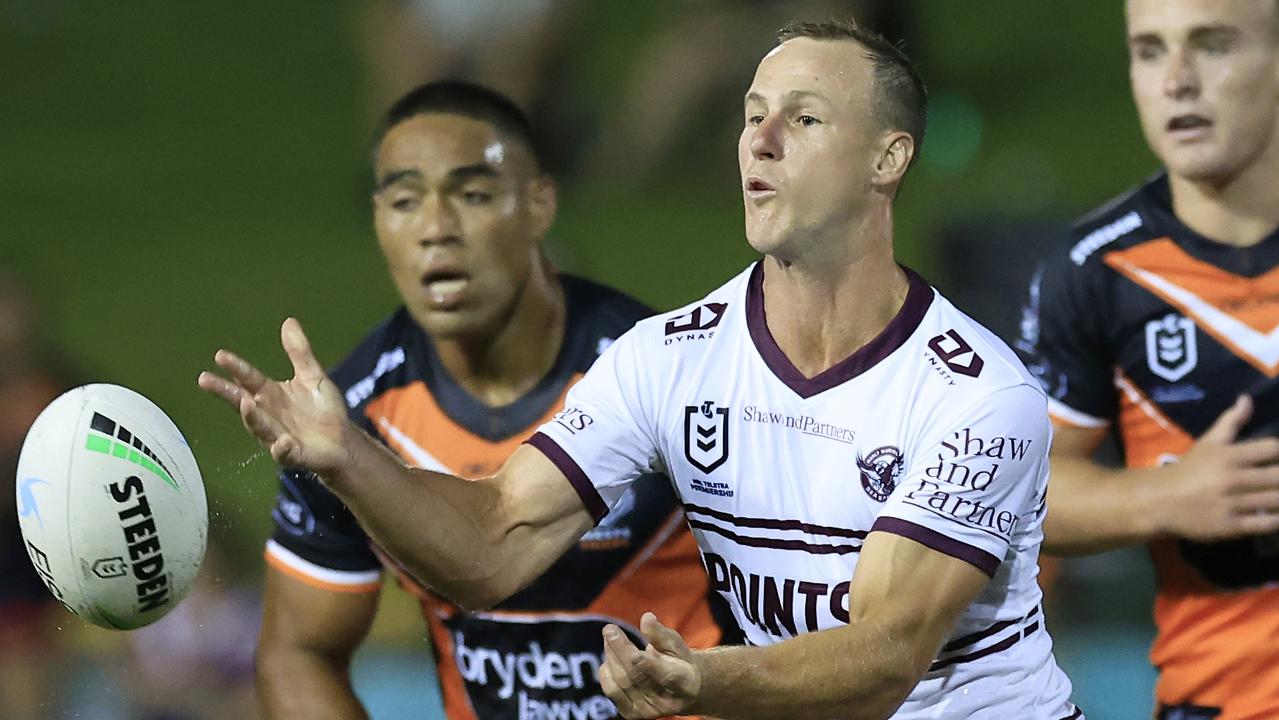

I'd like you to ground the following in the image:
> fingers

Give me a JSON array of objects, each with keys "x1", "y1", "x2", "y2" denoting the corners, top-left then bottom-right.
[
  {"x1": 1231, "y1": 464, "x2": 1279, "y2": 494},
  {"x1": 1231, "y1": 437, "x2": 1279, "y2": 467},
  {"x1": 239, "y1": 394, "x2": 284, "y2": 448},
  {"x1": 197, "y1": 371, "x2": 247, "y2": 409},
  {"x1": 602, "y1": 625, "x2": 648, "y2": 717},
  {"x1": 1233, "y1": 490, "x2": 1279, "y2": 515},
  {"x1": 281, "y1": 317, "x2": 325, "y2": 385},
  {"x1": 214, "y1": 349, "x2": 270, "y2": 394},
  {"x1": 1204, "y1": 395, "x2": 1252, "y2": 444},
  {"x1": 598, "y1": 664, "x2": 629, "y2": 716},
  {"x1": 640, "y1": 612, "x2": 691, "y2": 660},
  {"x1": 1230, "y1": 510, "x2": 1279, "y2": 536}
]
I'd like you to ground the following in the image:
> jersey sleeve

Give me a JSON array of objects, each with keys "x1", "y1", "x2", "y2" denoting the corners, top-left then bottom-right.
[
  {"x1": 873, "y1": 384, "x2": 1051, "y2": 577},
  {"x1": 526, "y1": 329, "x2": 661, "y2": 524},
  {"x1": 263, "y1": 468, "x2": 382, "y2": 593},
  {"x1": 1016, "y1": 252, "x2": 1116, "y2": 427}
]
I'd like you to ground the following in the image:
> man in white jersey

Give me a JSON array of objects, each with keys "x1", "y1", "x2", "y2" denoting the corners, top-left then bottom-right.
[{"x1": 200, "y1": 19, "x2": 1080, "y2": 719}]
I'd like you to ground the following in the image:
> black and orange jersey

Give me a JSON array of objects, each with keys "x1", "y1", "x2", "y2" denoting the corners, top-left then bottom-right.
[
  {"x1": 1018, "y1": 172, "x2": 1279, "y2": 719},
  {"x1": 264, "y1": 274, "x2": 735, "y2": 720}
]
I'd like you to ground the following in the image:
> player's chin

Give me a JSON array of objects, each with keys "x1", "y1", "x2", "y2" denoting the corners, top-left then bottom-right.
[
  {"x1": 413, "y1": 306, "x2": 485, "y2": 338},
  {"x1": 1160, "y1": 146, "x2": 1240, "y2": 184}
]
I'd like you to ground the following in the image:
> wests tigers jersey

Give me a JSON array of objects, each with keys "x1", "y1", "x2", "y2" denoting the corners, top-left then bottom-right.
[
  {"x1": 264, "y1": 274, "x2": 733, "y2": 720},
  {"x1": 1018, "y1": 172, "x2": 1279, "y2": 719},
  {"x1": 531, "y1": 263, "x2": 1080, "y2": 719}
]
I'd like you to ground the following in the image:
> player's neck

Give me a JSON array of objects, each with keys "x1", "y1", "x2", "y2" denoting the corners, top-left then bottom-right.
[
  {"x1": 433, "y1": 261, "x2": 566, "y2": 408},
  {"x1": 760, "y1": 229, "x2": 907, "y2": 380},
  {"x1": 1168, "y1": 147, "x2": 1279, "y2": 248}
]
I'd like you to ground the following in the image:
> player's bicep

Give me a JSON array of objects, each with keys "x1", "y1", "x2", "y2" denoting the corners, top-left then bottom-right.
[
  {"x1": 849, "y1": 531, "x2": 989, "y2": 672},
  {"x1": 260, "y1": 565, "x2": 380, "y2": 662},
  {"x1": 1049, "y1": 418, "x2": 1109, "y2": 460}
]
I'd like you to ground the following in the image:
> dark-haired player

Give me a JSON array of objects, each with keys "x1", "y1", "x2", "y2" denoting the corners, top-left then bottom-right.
[
  {"x1": 252, "y1": 80, "x2": 732, "y2": 720},
  {"x1": 1018, "y1": 1, "x2": 1279, "y2": 718},
  {"x1": 203, "y1": 21, "x2": 1081, "y2": 720}
]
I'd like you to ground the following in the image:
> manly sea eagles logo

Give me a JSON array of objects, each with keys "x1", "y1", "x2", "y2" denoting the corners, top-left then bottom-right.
[
  {"x1": 685, "y1": 401, "x2": 730, "y2": 473},
  {"x1": 857, "y1": 446, "x2": 904, "y2": 502},
  {"x1": 1146, "y1": 313, "x2": 1198, "y2": 382}
]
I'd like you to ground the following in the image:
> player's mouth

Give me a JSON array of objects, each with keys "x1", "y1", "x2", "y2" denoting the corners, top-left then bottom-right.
[
  {"x1": 745, "y1": 177, "x2": 776, "y2": 201},
  {"x1": 420, "y1": 269, "x2": 471, "y2": 309},
  {"x1": 1167, "y1": 113, "x2": 1213, "y2": 141}
]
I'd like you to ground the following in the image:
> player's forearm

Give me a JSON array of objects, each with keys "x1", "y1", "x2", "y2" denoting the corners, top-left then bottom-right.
[
  {"x1": 319, "y1": 427, "x2": 515, "y2": 608},
  {"x1": 256, "y1": 646, "x2": 369, "y2": 720},
  {"x1": 1042, "y1": 456, "x2": 1163, "y2": 555},
  {"x1": 690, "y1": 623, "x2": 920, "y2": 720}
]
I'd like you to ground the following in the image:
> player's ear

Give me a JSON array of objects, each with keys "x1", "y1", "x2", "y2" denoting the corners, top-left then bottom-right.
[
  {"x1": 870, "y1": 130, "x2": 914, "y2": 191},
  {"x1": 527, "y1": 174, "x2": 558, "y2": 242}
]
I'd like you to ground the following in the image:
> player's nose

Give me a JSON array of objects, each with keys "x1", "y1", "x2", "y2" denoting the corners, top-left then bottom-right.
[
  {"x1": 749, "y1": 117, "x2": 784, "y2": 161},
  {"x1": 418, "y1": 194, "x2": 463, "y2": 246},
  {"x1": 1163, "y1": 48, "x2": 1201, "y2": 100}
]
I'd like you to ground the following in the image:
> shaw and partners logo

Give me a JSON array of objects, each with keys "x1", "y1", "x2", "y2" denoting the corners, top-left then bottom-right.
[
  {"x1": 901, "y1": 427, "x2": 1035, "y2": 540},
  {"x1": 741, "y1": 406, "x2": 855, "y2": 445},
  {"x1": 857, "y1": 446, "x2": 903, "y2": 502},
  {"x1": 664, "y1": 302, "x2": 726, "y2": 345},
  {"x1": 685, "y1": 401, "x2": 729, "y2": 473}
]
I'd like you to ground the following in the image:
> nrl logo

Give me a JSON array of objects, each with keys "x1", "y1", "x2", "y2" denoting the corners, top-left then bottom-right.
[
  {"x1": 684, "y1": 401, "x2": 730, "y2": 473},
  {"x1": 857, "y1": 446, "x2": 904, "y2": 502},
  {"x1": 1145, "y1": 313, "x2": 1197, "y2": 382}
]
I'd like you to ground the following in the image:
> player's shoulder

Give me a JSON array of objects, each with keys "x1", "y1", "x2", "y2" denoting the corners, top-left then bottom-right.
[
  {"x1": 627, "y1": 265, "x2": 751, "y2": 346},
  {"x1": 921, "y1": 287, "x2": 1047, "y2": 406},
  {"x1": 1050, "y1": 171, "x2": 1169, "y2": 273},
  {"x1": 560, "y1": 273, "x2": 654, "y2": 335},
  {"x1": 326, "y1": 307, "x2": 417, "y2": 406}
]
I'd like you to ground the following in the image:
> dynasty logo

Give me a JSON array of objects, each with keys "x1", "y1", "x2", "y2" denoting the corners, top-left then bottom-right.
[{"x1": 664, "y1": 302, "x2": 727, "y2": 345}]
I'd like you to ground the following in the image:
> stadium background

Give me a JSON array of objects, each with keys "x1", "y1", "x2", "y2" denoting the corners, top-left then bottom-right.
[{"x1": 2, "y1": 2, "x2": 1162, "y2": 717}]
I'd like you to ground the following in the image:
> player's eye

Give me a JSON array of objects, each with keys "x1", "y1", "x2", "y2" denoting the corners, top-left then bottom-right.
[
  {"x1": 461, "y1": 191, "x2": 492, "y2": 206},
  {"x1": 390, "y1": 196, "x2": 420, "y2": 211},
  {"x1": 747, "y1": 114, "x2": 765, "y2": 126},
  {"x1": 1132, "y1": 43, "x2": 1162, "y2": 62},
  {"x1": 797, "y1": 115, "x2": 821, "y2": 127},
  {"x1": 1201, "y1": 37, "x2": 1234, "y2": 55}
]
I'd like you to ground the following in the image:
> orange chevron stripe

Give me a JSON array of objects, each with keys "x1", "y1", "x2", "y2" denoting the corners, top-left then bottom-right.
[{"x1": 1104, "y1": 238, "x2": 1279, "y2": 377}]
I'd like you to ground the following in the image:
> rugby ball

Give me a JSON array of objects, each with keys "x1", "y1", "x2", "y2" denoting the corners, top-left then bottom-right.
[{"x1": 15, "y1": 384, "x2": 207, "y2": 630}]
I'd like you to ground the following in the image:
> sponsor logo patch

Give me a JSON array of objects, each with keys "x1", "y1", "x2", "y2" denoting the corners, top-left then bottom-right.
[
  {"x1": 927, "y1": 330, "x2": 985, "y2": 378},
  {"x1": 664, "y1": 303, "x2": 726, "y2": 345},
  {"x1": 741, "y1": 405, "x2": 855, "y2": 445},
  {"x1": 447, "y1": 614, "x2": 636, "y2": 720}
]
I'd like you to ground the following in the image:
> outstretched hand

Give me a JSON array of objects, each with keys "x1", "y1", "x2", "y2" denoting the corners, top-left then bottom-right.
[
  {"x1": 198, "y1": 317, "x2": 353, "y2": 476},
  {"x1": 598, "y1": 612, "x2": 702, "y2": 719}
]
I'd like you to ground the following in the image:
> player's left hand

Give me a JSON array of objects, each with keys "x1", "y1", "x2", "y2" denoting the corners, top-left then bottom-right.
[{"x1": 599, "y1": 612, "x2": 702, "y2": 719}]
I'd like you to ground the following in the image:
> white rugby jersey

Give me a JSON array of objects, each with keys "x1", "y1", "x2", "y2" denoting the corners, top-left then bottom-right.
[{"x1": 528, "y1": 263, "x2": 1080, "y2": 719}]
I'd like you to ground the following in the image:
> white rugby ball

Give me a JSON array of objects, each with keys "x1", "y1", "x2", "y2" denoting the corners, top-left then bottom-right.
[{"x1": 15, "y1": 383, "x2": 207, "y2": 630}]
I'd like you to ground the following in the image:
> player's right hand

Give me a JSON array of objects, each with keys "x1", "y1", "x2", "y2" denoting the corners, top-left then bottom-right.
[
  {"x1": 198, "y1": 317, "x2": 354, "y2": 477},
  {"x1": 1156, "y1": 395, "x2": 1279, "y2": 542}
]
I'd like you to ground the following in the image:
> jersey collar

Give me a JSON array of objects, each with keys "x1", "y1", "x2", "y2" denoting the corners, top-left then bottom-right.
[{"x1": 745, "y1": 261, "x2": 934, "y2": 398}]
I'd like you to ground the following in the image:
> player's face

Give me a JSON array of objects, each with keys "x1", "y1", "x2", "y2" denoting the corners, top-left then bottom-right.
[
  {"x1": 372, "y1": 114, "x2": 554, "y2": 340},
  {"x1": 1126, "y1": 0, "x2": 1279, "y2": 184},
  {"x1": 738, "y1": 38, "x2": 881, "y2": 258}
]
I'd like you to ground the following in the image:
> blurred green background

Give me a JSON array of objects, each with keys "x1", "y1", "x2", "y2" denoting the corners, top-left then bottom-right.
[{"x1": 2, "y1": 1, "x2": 1162, "y2": 718}]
